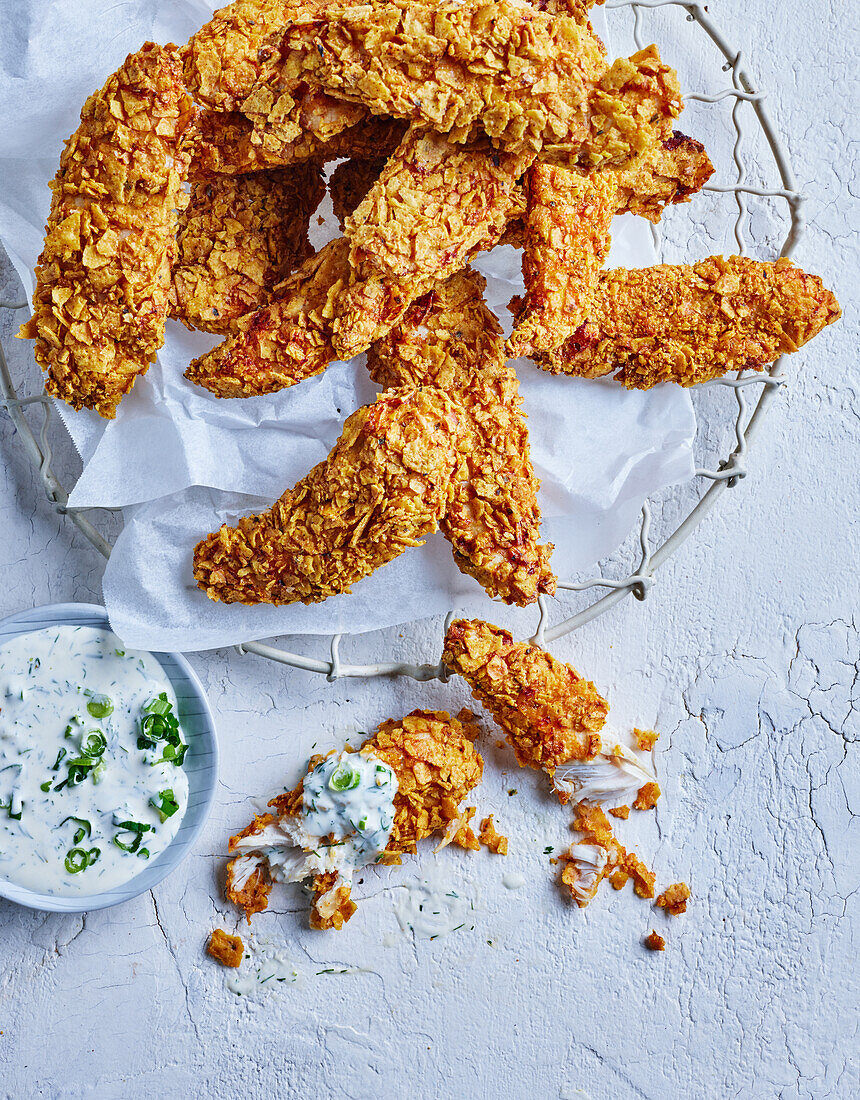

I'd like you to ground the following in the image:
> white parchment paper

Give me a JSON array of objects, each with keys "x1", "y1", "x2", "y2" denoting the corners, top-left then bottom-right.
[{"x1": 0, "y1": 0, "x2": 696, "y2": 651}]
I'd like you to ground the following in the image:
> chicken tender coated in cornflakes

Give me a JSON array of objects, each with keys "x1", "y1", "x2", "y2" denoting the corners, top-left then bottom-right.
[
  {"x1": 534, "y1": 256, "x2": 842, "y2": 386},
  {"x1": 170, "y1": 163, "x2": 325, "y2": 335},
  {"x1": 193, "y1": 387, "x2": 464, "y2": 605},
  {"x1": 367, "y1": 268, "x2": 556, "y2": 605},
  {"x1": 18, "y1": 44, "x2": 194, "y2": 418},
  {"x1": 225, "y1": 709, "x2": 484, "y2": 928},
  {"x1": 442, "y1": 618, "x2": 609, "y2": 771}
]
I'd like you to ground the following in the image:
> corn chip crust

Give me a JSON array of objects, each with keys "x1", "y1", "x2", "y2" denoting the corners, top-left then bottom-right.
[
  {"x1": 275, "y1": 0, "x2": 607, "y2": 155},
  {"x1": 479, "y1": 815, "x2": 509, "y2": 854},
  {"x1": 345, "y1": 126, "x2": 533, "y2": 281},
  {"x1": 655, "y1": 881, "x2": 691, "y2": 915},
  {"x1": 535, "y1": 256, "x2": 842, "y2": 386},
  {"x1": 206, "y1": 928, "x2": 244, "y2": 967},
  {"x1": 367, "y1": 268, "x2": 556, "y2": 605},
  {"x1": 644, "y1": 930, "x2": 666, "y2": 951},
  {"x1": 225, "y1": 709, "x2": 484, "y2": 927},
  {"x1": 442, "y1": 618, "x2": 609, "y2": 770},
  {"x1": 193, "y1": 387, "x2": 464, "y2": 604},
  {"x1": 170, "y1": 163, "x2": 324, "y2": 335},
  {"x1": 18, "y1": 43, "x2": 194, "y2": 418},
  {"x1": 509, "y1": 166, "x2": 617, "y2": 357}
]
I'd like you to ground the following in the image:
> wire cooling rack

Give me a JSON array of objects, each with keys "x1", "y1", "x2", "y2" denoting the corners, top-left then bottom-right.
[{"x1": 0, "y1": 0, "x2": 802, "y2": 680}]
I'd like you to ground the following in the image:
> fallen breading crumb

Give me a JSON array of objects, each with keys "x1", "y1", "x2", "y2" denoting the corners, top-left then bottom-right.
[
  {"x1": 655, "y1": 882, "x2": 691, "y2": 915},
  {"x1": 479, "y1": 815, "x2": 509, "y2": 855},
  {"x1": 634, "y1": 728, "x2": 659, "y2": 751},
  {"x1": 207, "y1": 928, "x2": 244, "y2": 968},
  {"x1": 609, "y1": 805, "x2": 630, "y2": 819},
  {"x1": 633, "y1": 781, "x2": 661, "y2": 811},
  {"x1": 644, "y1": 930, "x2": 666, "y2": 951}
]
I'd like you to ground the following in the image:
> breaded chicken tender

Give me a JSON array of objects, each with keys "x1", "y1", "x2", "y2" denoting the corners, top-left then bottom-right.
[
  {"x1": 18, "y1": 44, "x2": 194, "y2": 418},
  {"x1": 274, "y1": 0, "x2": 607, "y2": 155},
  {"x1": 534, "y1": 256, "x2": 842, "y2": 386},
  {"x1": 612, "y1": 131, "x2": 713, "y2": 222},
  {"x1": 508, "y1": 167, "x2": 617, "y2": 358},
  {"x1": 367, "y1": 268, "x2": 556, "y2": 605},
  {"x1": 193, "y1": 387, "x2": 464, "y2": 604},
  {"x1": 442, "y1": 618, "x2": 609, "y2": 771},
  {"x1": 170, "y1": 163, "x2": 324, "y2": 335},
  {"x1": 345, "y1": 126, "x2": 533, "y2": 282},
  {"x1": 225, "y1": 709, "x2": 484, "y2": 928}
]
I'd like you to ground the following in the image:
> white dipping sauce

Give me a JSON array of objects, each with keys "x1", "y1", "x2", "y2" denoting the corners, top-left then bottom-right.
[{"x1": 0, "y1": 625, "x2": 189, "y2": 897}]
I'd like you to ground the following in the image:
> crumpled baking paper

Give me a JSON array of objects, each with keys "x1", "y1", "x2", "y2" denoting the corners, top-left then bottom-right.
[{"x1": 0, "y1": 0, "x2": 696, "y2": 651}]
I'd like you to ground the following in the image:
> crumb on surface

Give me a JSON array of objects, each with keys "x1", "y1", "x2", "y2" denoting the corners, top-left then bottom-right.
[
  {"x1": 656, "y1": 881, "x2": 691, "y2": 915},
  {"x1": 479, "y1": 814, "x2": 508, "y2": 855},
  {"x1": 207, "y1": 928, "x2": 243, "y2": 967},
  {"x1": 609, "y1": 805, "x2": 630, "y2": 819},
  {"x1": 634, "y1": 728, "x2": 659, "y2": 751},
  {"x1": 644, "y1": 930, "x2": 665, "y2": 951},
  {"x1": 633, "y1": 781, "x2": 661, "y2": 811}
]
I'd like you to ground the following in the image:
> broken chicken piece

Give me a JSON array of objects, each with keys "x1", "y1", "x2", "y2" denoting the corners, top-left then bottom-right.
[
  {"x1": 225, "y1": 709, "x2": 484, "y2": 929},
  {"x1": 207, "y1": 928, "x2": 244, "y2": 967},
  {"x1": 559, "y1": 803, "x2": 655, "y2": 907},
  {"x1": 479, "y1": 815, "x2": 509, "y2": 855},
  {"x1": 18, "y1": 43, "x2": 194, "y2": 418},
  {"x1": 170, "y1": 163, "x2": 325, "y2": 335},
  {"x1": 534, "y1": 256, "x2": 842, "y2": 386},
  {"x1": 442, "y1": 618, "x2": 609, "y2": 772},
  {"x1": 193, "y1": 387, "x2": 464, "y2": 604}
]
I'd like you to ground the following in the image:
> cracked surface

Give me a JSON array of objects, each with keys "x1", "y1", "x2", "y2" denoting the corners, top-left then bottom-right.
[{"x1": 0, "y1": 0, "x2": 855, "y2": 1095}]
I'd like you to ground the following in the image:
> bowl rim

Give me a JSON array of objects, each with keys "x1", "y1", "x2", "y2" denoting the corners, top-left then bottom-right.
[{"x1": 0, "y1": 601, "x2": 218, "y2": 913}]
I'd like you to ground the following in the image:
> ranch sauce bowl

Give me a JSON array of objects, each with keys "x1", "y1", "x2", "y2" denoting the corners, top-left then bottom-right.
[{"x1": 0, "y1": 604, "x2": 217, "y2": 912}]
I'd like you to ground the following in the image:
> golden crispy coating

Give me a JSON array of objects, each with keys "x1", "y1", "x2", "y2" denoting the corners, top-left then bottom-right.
[
  {"x1": 329, "y1": 157, "x2": 387, "y2": 229},
  {"x1": 226, "y1": 709, "x2": 484, "y2": 926},
  {"x1": 633, "y1": 780, "x2": 661, "y2": 811},
  {"x1": 644, "y1": 929, "x2": 666, "y2": 951},
  {"x1": 535, "y1": 256, "x2": 842, "y2": 386},
  {"x1": 206, "y1": 928, "x2": 244, "y2": 967},
  {"x1": 613, "y1": 131, "x2": 713, "y2": 222},
  {"x1": 367, "y1": 268, "x2": 556, "y2": 605},
  {"x1": 18, "y1": 44, "x2": 194, "y2": 418},
  {"x1": 345, "y1": 126, "x2": 533, "y2": 281},
  {"x1": 479, "y1": 815, "x2": 508, "y2": 854},
  {"x1": 634, "y1": 727, "x2": 659, "y2": 751},
  {"x1": 442, "y1": 618, "x2": 609, "y2": 770},
  {"x1": 184, "y1": 236, "x2": 349, "y2": 397},
  {"x1": 655, "y1": 881, "x2": 691, "y2": 915},
  {"x1": 508, "y1": 166, "x2": 617, "y2": 358},
  {"x1": 181, "y1": 0, "x2": 297, "y2": 112},
  {"x1": 170, "y1": 163, "x2": 324, "y2": 335},
  {"x1": 276, "y1": 0, "x2": 606, "y2": 155},
  {"x1": 570, "y1": 46, "x2": 682, "y2": 169},
  {"x1": 189, "y1": 108, "x2": 406, "y2": 178},
  {"x1": 559, "y1": 803, "x2": 655, "y2": 907},
  {"x1": 193, "y1": 387, "x2": 464, "y2": 604}
]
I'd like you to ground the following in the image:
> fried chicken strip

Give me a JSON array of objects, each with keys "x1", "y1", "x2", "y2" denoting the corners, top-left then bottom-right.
[
  {"x1": 271, "y1": 0, "x2": 607, "y2": 155},
  {"x1": 533, "y1": 256, "x2": 842, "y2": 386},
  {"x1": 442, "y1": 618, "x2": 609, "y2": 771},
  {"x1": 368, "y1": 268, "x2": 555, "y2": 604},
  {"x1": 18, "y1": 44, "x2": 194, "y2": 418},
  {"x1": 193, "y1": 387, "x2": 464, "y2": 604},
  {"x1": 225, "y1": 708, "x2": 484, "y2": 927},
  {"x1": 170, "y1": 163, "x2": 325, "y2": 335}
]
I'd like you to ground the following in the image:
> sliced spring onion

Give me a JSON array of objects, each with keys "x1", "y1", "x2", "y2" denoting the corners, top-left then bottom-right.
[
  {"x1": 81, "y1": 731, "x2": 107, "y2": 757},
  {"x1": 150, "y1": 788, "x2": 179, "y2": 823},
  {"x1": 329, "y1": 764, "x2": 361, "y2": 792},
  {"x1": 86, "y1": 695, "x2": 114, "y2": 719},
  {"x1": 64, "y1": 847, "x2": 97, "y2": 874},
  {"x1": 51, "y1": 747, "x2": 67, "y2": 771},
  {"x1": 39, "y1": 780, "x2": 51, "y2": 792},
  {"x1": 60, "y1": 815, "x2": 92, "y2": 845},
  {"x1": 138, "y1": 694, "x2": 187, "y2": 766},
  {"x1": 113, "y1": 820, "x2": 153, "y2": 854},
  {"x1": 137, "y1": 848, "x2": 150, "y2": 860}
]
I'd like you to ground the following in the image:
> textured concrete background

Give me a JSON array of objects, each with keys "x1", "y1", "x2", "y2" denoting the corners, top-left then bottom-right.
[{"x1": 0, "y1": 1, "x2": 857, "y2": 1097}]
